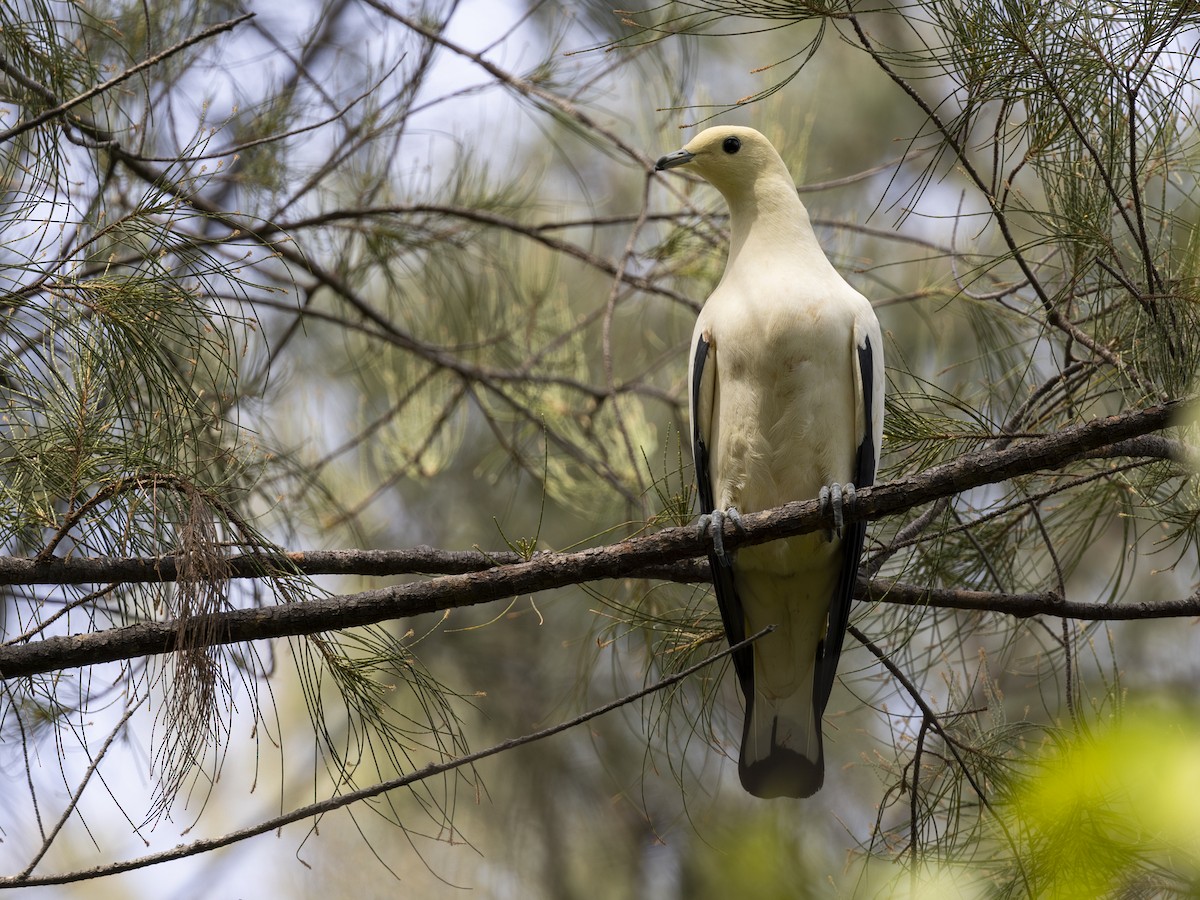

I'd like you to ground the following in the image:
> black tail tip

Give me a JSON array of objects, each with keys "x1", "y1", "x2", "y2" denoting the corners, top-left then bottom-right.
[{"x1": 739, "y1": 750, "x2": 824, "y2": 799}]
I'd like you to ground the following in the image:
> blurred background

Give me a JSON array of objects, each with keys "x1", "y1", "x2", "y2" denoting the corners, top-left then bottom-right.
[{"x1": 1, "y1": 0, "x2": 1198, "y2": 896}]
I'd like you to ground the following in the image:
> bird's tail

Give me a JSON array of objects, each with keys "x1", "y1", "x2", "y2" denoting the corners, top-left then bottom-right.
[
  {"x1": 733, "y1": 567, "x2": 830, "y2": 799},
  {"x1": 738, "y1": 666, "x2": 823, "y2": 799}
]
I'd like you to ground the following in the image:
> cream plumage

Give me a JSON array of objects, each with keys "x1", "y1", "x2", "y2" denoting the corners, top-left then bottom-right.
[{"x1": 656, "y1": 126, "x2": 884, "y2": 799}]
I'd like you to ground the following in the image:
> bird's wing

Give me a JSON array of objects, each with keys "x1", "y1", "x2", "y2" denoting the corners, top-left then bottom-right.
[
  {"x1": 691, "y1": 332, "x2": 753, "y2": 697},
  {"x1": 813, "y1": 325, "x2": 880, "y2": 715}
]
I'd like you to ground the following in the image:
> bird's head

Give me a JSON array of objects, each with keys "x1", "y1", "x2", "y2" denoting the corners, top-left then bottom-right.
[{"x1": 655, "y1": 126, "x2": 790, "y2": 201}]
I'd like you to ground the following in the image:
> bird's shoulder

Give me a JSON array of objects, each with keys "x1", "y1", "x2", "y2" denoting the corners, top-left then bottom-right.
[{"x1": 701, "y1": 268, "x2": 868, "y2": 326}]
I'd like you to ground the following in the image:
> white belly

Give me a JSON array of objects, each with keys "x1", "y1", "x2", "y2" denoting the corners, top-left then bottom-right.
[{"x1": 709, "y1": 303, "x2": 858, "y2": 523}]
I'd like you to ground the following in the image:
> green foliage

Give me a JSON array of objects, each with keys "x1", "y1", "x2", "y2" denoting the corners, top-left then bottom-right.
[
  {"x1": 679, "y1": 806, "x2": 832, "y2": 900},
  {"x1": 996, "y1": 711, "x2": 1200, "y2": 897}
]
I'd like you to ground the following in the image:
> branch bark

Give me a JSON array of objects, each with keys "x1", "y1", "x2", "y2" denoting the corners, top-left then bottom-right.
[
  {"x1": 0, "y1": 399, "x2": 1187, "y2": 680},
  {"x1": 866, "y1": 578, "x2": 1200, "y2": 620}
]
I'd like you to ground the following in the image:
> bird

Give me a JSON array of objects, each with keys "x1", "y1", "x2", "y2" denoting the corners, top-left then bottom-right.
[{"x1": 655, "y1": 126, "x2": 884, "y2": 799}]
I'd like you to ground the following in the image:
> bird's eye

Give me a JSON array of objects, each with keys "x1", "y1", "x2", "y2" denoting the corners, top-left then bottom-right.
[{"x1": 722, "y1": 136, "x2": 741, "y2": 154}]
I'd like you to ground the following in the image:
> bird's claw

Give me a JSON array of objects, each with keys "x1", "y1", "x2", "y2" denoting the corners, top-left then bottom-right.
[
  {"x1": 819, "y1": 483, "x2": 856, "y2": 542},
  {"x1": 698, "y1": 506, "x2": 744, "y2": 567}
]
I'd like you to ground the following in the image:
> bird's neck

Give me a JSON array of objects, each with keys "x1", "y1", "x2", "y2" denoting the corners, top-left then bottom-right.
[{"x1": 724, "y1": 176, "x2": 836, "y2": 278}]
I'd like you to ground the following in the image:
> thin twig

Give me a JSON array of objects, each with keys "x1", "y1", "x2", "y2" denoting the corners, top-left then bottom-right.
[
  {"x1": 362, "y1": 2, "x2": 652, "y2": 167},
  {"x1": 845, "y1": 8, "x2": 1165, "y2": 401},
  {"x1": 18, "y1": 700, "x2": 145, "y2": 879},
  {"x1": 601, "y1": 171, "x2": 657, "y2": 505},
  {"x1": 0, "y1": 627, "x2": 772, "y2": 888},
  {"x1": 849, "y1": 625, "x2": 1034, "y2": 895},
  {"x1": 0, "y1": 14, "x2": 255, "y2": 145}
]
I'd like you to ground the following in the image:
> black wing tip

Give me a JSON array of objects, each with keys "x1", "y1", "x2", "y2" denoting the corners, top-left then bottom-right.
[
  {"x1": 691, "y1": 334, "x2": 715, "y2": 515},
  {"x1": 738, "y1": 750, "x2": 824, "y2": 799},
  {"x1": 737, "y1": 707, "x2": 825, "y2": 799}
]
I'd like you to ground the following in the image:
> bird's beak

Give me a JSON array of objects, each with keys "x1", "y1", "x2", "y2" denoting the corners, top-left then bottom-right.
[{"x1": 654, "y1": 148, "x2": 695, "y2": 172}]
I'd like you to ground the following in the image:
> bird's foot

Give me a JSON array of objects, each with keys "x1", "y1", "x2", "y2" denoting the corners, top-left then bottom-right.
[
  {"x1": 819, "y1": 483, "x2": 856, "y2": 542},
  {"x1": 698, "y1": 507, "x2": 744, "y2": 567}
]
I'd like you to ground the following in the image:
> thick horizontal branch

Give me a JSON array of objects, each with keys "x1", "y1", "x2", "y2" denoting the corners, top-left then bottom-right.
[
  {"x1": 1, "y1": 403, "x2": 1189, "y2": 589},
  {"x1": 0, "y1": 547, "x2": 528, "y2": 586},
  {"x1": 0, "y1": 546, "x2": 707, "y2": 588},
  {"x1": 0, "y1": 399, "x2": 1188, "y2": 679}
]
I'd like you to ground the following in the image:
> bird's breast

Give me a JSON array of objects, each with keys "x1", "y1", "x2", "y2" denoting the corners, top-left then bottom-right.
[{"x1": 708, "y1": 293, "x2": 858, "y2": 525}]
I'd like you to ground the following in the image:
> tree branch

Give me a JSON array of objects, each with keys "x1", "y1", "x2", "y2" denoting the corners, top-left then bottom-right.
[
  {"x1": 0, "y1": 399, "x2": 1187, "y2": 679},
  {"x1": 865, "y1": 578, "x2": 1200, "y2": 621}
]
